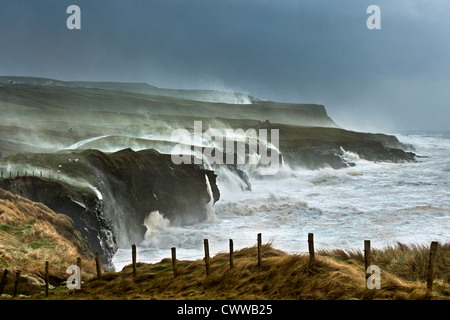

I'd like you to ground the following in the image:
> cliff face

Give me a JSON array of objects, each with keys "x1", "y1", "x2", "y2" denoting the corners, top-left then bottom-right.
[
  {"x1": 0, "y1": 188, "x2": 98, "y2": 293},
  {"x1": 0, "y1": 177, "x2": 116, "y2": 269},
  {"x1": 276, "y1": 125, "x2": 416, "y2": 169},
  {"x1": 83, "y1": 148, "x2": 220, "y2": 246},
  {"x1": 0, "y1": 77, "x2": 418, "y2": 270},
  {"x1": 0, "y1": 148, "x2": 221, "y2": 269}
]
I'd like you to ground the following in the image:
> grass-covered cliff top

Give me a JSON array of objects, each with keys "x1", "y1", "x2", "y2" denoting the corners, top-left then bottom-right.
[
  {"x1": 0, "y1": 188, "x2": 97, "y2": 296},
  {"x1": 4, "y1": 241, "x2": 447, "y2": 300}
]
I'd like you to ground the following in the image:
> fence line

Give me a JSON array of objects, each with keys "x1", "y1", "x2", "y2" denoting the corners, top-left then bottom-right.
[
  {"x1": 0, "y1": 170, "x2": 56, "y2": 181},
  {"x1": 0, "y1": 234, "x2": 442, "y2": 297},
  {"x1": 121, "y1": 234, "x2": 441, "y2": 293}
]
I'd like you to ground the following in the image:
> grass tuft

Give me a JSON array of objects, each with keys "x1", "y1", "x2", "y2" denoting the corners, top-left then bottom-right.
[{"x1": 21, "y1": 241, "x2": 449, "y2": 301}]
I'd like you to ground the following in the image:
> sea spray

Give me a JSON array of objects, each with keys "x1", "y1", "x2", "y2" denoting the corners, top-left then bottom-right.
[
  {"x1": 143, "y1": 210, "x2": 171, "y2": 239},
  {"x1": 112, "y1": 133, "x2": 450, "y2": 271},
  {"x1": 64, "y1": 135, "x2": 110, "y2": 150},
  {"x1": 215, "y1": 166, "x2": 250, "y2": 200},
  {"x1": 339, "y1": 146, "x2": 360, "y2": 161},
  {"x1": 205, "y1": 175, "x2": 216, "y2": 222}
]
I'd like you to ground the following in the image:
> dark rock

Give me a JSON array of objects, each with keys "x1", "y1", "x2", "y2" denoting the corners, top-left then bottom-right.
[
  {"x1": 0, "y1": 177, "x2": 116, "y2": 269},
  {"x1": 83, "y1": 148, "x2": 220, "y2": 246},
  {"x1": 0, "y1": 148, "x2": 221, "y2": 269},
  {"x1": 277, "y1": 126, "x2": 416, "y2": 169}
]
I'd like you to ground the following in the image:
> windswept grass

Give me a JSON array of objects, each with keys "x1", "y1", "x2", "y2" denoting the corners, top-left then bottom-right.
[
  {"x1": 1, "y1": 187, "x2": 447, "y2": 300},
  {"x1": 33, "y1": 242, "x2": 449, "y2": 300},
  {"x1": 0, "y1": 188, "x2": 97, "y2": 296}
]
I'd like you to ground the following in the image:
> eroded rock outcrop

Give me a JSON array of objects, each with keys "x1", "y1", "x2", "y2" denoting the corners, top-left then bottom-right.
[
  {"x1": 0, "y1": 177, "x2": 116, "y2": 269},
  {"x1": 0, "y1": 148, "x2": 221, "y2": 269},
  {"x1": 83, "y1": 148, "x2": 220, "y2": 246}
]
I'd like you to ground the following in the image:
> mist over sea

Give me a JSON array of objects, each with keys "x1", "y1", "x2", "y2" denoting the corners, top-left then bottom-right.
[{"x1": 113, "y1": 131, "x2": 450, "y2": 271}]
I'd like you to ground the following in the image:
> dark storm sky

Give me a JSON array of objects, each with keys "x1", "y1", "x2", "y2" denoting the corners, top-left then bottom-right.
[{"x1": 1, "y1": 0, "x2": 449, "y2": 132}]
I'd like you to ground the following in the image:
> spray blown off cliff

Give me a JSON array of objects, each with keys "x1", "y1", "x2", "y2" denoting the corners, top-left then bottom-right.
[
  {"x1": 0, "y1": 148, "x2": 222, "y2": 269},
  {"x1": 0, "y1": 77, "x2": 417, "y2": 270}
]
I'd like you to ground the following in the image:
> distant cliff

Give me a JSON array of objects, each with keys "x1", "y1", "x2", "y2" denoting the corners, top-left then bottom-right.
[{"x1": 275, "y1": 125, "x2": 416, "y2": 169}]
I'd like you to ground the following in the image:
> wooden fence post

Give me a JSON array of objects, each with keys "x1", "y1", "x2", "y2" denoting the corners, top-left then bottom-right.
[
  {"x1": 0, "y1": 269, "x2": 8, "y2": 295},
  {"x1": 13, "y1": 270, "x2": 20, "y2": 297},
  {"x1": 308, "y1": 233, "x2": 315, "y2": 266},
  {"x1": 76, "y1": 257, "x2": 82, "y2": 286},
  {"x1": 257, "y1": 233, "x2": 262, "y2": 271},
  {"x1": 95, "y1": 252, "x2": 102, "y2": 280},
  {"x1": 204, "y1": 239, "x2": 211, "y2": 276},
  {"x1": 364, "y1": 240, "x2": 371, "y2": 282},
  {"x1": 229, "y1": 239, "x2": 234, "y2": 270},
  {"x1": 132, "y1": 244, "x2": 137, "y2": 276},
  {"x1": 45, "y1": 261, "x2": 49, "y2": 297},
  {"x1": 171, "y1": 247, "x2": 178, "y2": 278},
  {"x1": 427, "y1": 241, "x2": 439, "y2": 291}
]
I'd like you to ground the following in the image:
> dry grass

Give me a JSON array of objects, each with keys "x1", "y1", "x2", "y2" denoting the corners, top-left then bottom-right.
[
  {"x1": 1, "y1": 186, "x2": 448, "y2": 300},
  {"x1": 30, "y1": 242, "x2": 449, "y2": 300},
  {"x1": 0, "y1": 188, "x2": 97, "y2": 296}
]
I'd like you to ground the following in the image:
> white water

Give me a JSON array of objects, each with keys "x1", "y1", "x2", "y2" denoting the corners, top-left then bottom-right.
[
  {"x1": 64, "y1": 135, "x2": 110, "y2": 150},
  {"x1": 113, "y1": 132, "x2": 450, "y2": 271},
  {"x1": 205, "y1": 174, "x2": 217, "y2": 222}
]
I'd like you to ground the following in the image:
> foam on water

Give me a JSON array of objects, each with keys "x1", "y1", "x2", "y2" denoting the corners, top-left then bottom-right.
[{"x1": 112, "y1": 132, "x2": 450, "y2": 271}]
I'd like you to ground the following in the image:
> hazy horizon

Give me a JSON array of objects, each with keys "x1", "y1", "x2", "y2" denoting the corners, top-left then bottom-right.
[{"x1": 1, "y1": 0, "x2": 449, "y2": 132}]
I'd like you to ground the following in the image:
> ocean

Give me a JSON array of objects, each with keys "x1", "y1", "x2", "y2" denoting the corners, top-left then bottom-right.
[{"x1": 112, "y1": 131, "x2": 450, "y2": 271}]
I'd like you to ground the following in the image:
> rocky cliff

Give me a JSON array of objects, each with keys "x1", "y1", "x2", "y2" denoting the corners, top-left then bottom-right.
[
  {"x1": 275, "y1": 125, "x2": 416, "y2": 169},
  {"x1": 0, "y1": 188, "x2": 98, "y2": 293},
  {"x1": 82, "y1": 148, "x2": 220, "y2": 245},
  {"x1": 0, "y1": 148, "x2": 222, "y2": 270},
  {"x1": 0, "y1": 177, "x2": 116, "y2": 269}
]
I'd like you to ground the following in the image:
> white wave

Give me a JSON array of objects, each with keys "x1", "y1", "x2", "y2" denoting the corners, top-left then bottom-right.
[
  {"x1": 65, "y1": 135, "x2": 110, "y2": 150},
  {"x1": 339, "y1": 146, "x2": 360, "y2": 161},
  {"x1": 205, "y1": 175, "x2": 216, "y2": 222},
  {"x1": 142, "y1": 210, "x2": 171, "y2": 240},
  {"x1": 113, "y1": 132, "x2": 450, "y2": 270},
  {"x1": 215, "y1": 167, "x2": 250, "y2": 201}
]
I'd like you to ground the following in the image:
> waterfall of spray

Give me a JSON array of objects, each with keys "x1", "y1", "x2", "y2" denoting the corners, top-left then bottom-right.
[
  {"x1": 64, "y1": 135, "x2": 110, "y2": 150},
  {"x1": 205, "y1": 174, "x2": 216, "y2": 221},
  {"x1": 339, "y1": 146, "x2": 360, "y2": 161},
  {"x1": 143, "y1": 210, "x2": 171, "y2": 240}
]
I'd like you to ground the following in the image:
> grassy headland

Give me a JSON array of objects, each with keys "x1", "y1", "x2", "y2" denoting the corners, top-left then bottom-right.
[
  {"x1": 2, "y1": 242, "x2": 447, "y2": 300},
  {"x1": 0, "y1": 188, "x2": 97, "y2": 296}
]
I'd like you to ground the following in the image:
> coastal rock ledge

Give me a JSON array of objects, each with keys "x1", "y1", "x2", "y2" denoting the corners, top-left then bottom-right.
[{"x1": 0, "y1": 148, "x2": 222, "y2": 270}]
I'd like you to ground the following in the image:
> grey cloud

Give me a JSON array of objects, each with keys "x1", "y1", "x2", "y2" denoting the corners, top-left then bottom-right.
[{"x1": 0, "y1": 0, "x2": 448, "y2": 131}]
